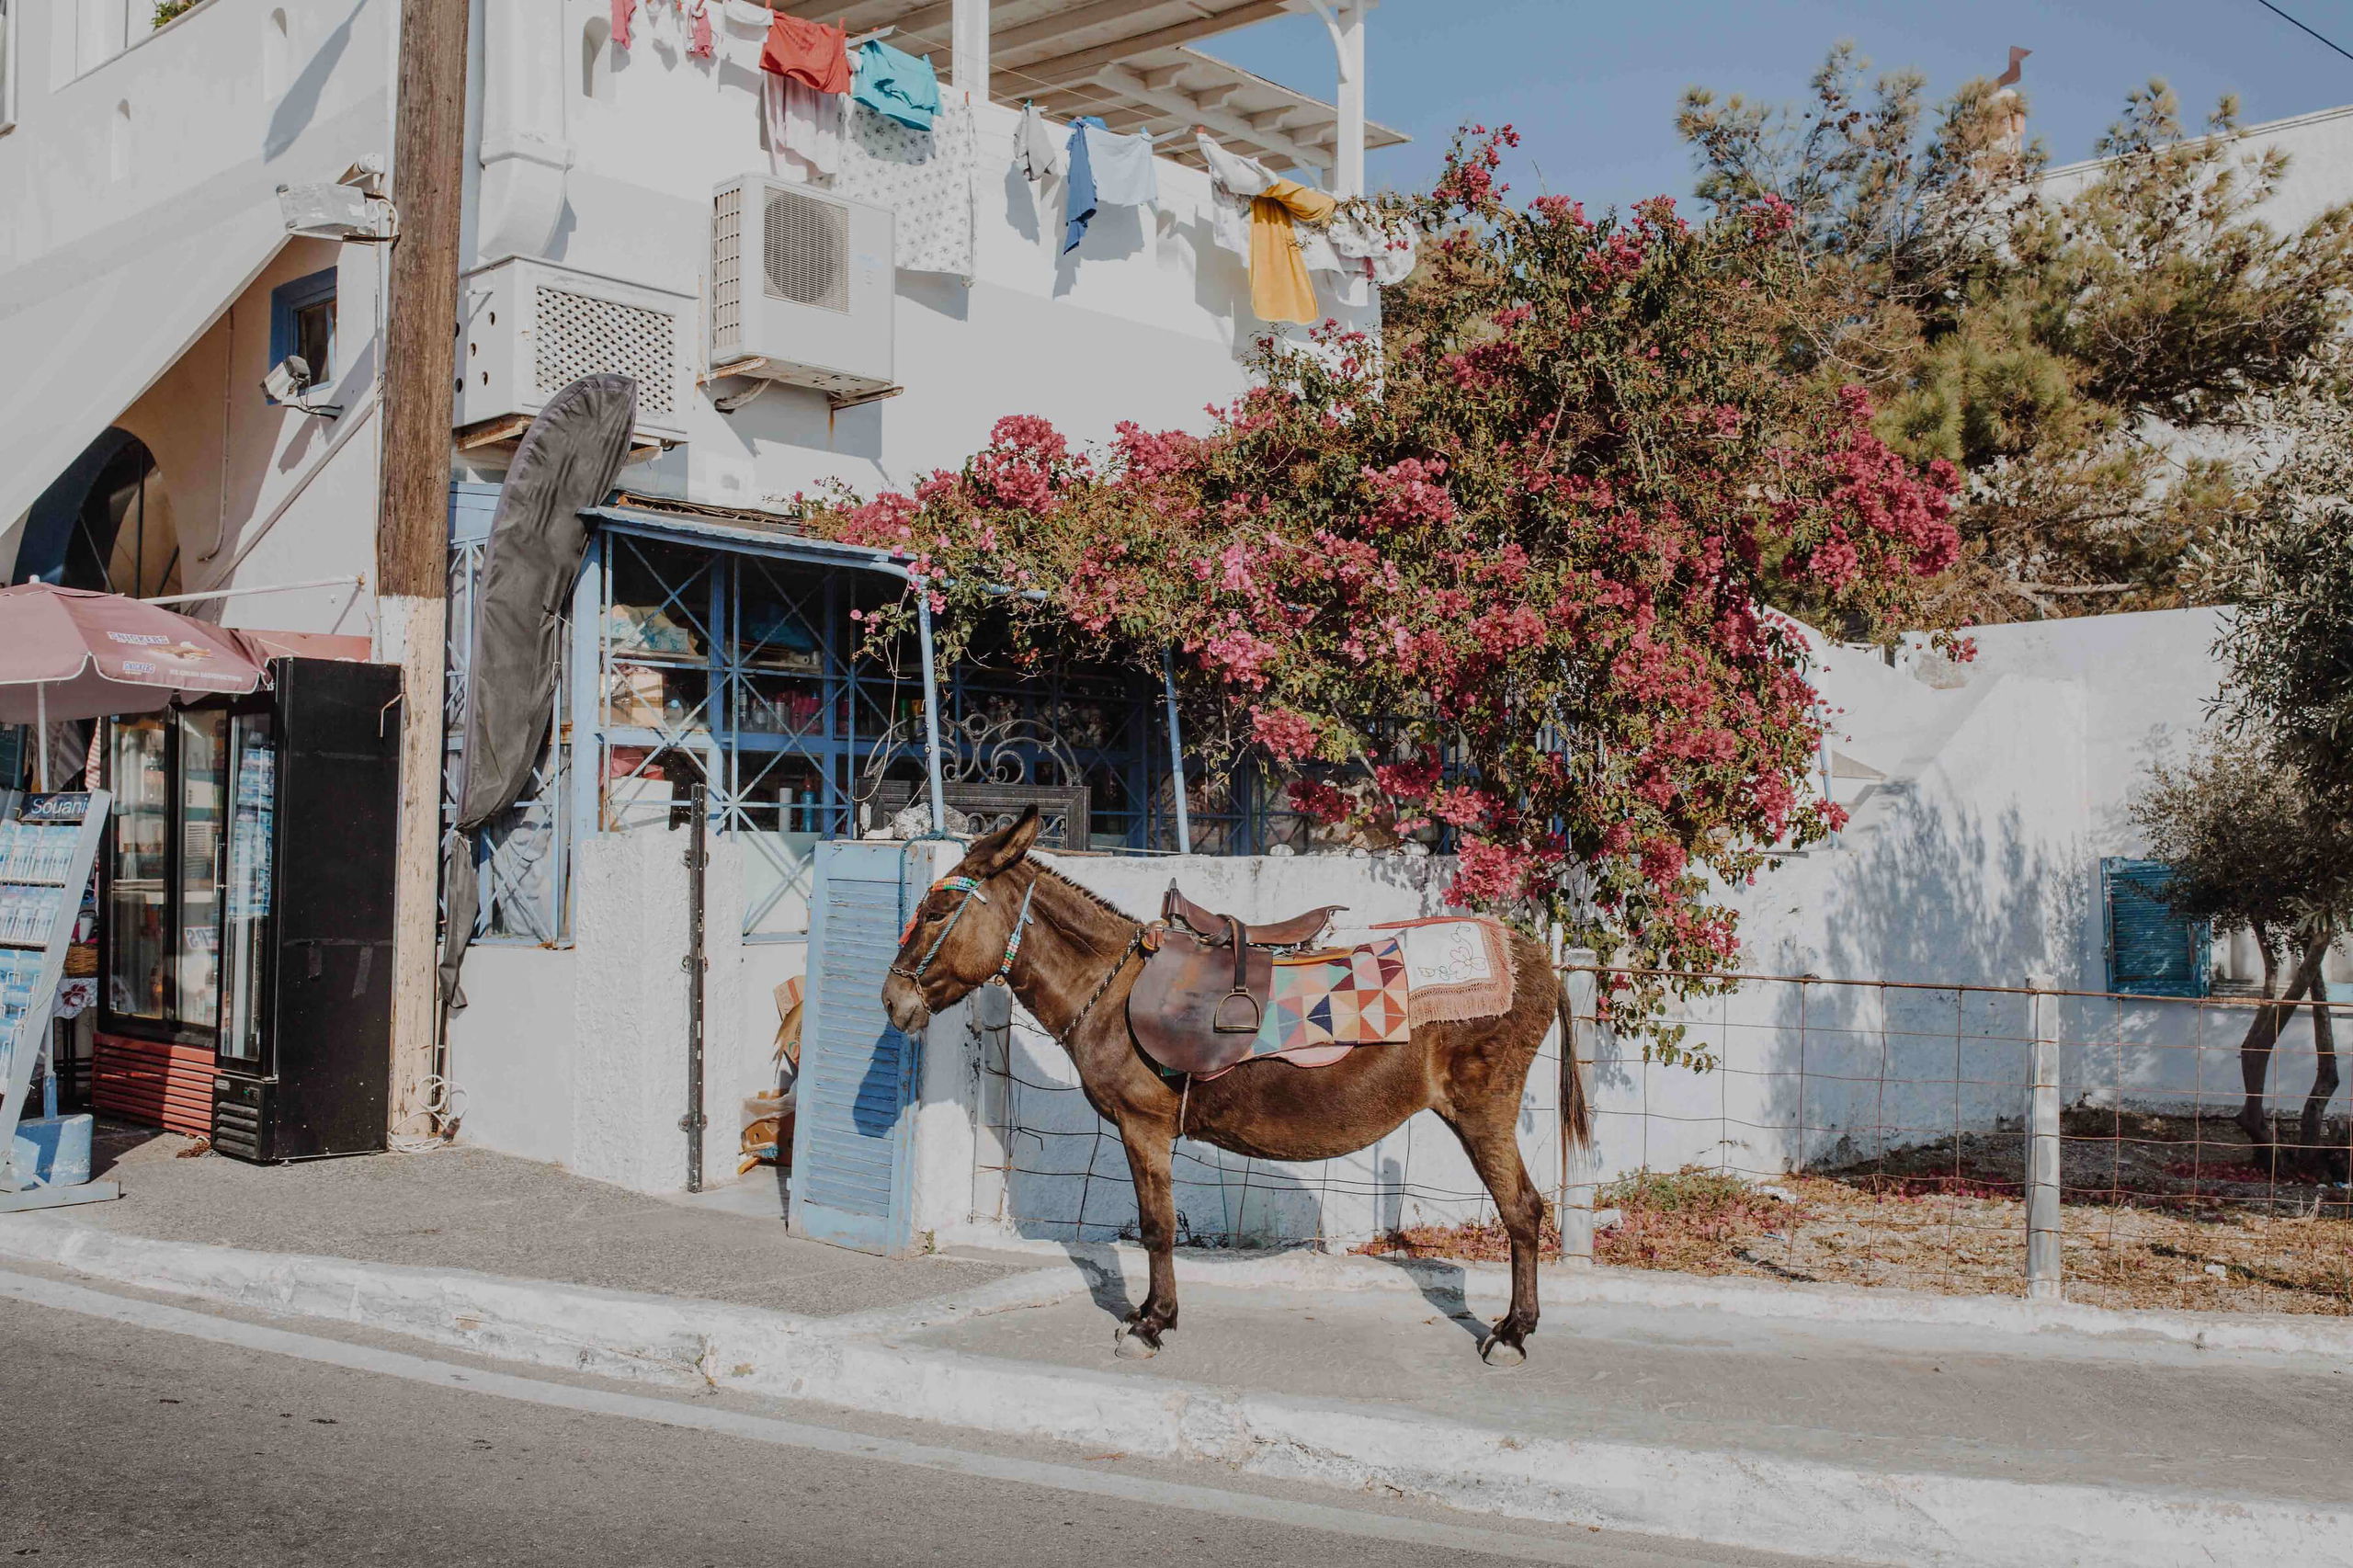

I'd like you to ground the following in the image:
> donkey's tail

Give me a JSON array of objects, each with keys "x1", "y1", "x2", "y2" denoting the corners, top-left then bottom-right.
[{"x1": 1556, "y1": 976, "x2": 1591, "y2": 1150}]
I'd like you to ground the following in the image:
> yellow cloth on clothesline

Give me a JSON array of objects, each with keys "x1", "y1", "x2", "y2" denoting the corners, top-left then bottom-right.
[{"x1": 1249, "y1": 178, "x2": 1338, "y2": 325}]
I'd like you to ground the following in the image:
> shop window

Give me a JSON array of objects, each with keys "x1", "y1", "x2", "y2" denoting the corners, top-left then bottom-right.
[
  {"x1": 268, "y1": 267, "x2": 337, "y2": 392},
  {"x1": 2103, "y1": 858, "x2": 2211, "y2": 998}
]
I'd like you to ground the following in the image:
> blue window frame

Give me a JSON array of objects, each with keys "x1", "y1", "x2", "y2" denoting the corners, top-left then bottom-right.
[
  {"x1": 267, "y1": 266, "x2": 337, "y2": 393},
  {"x1": 2102, "y1": 858, "x2": 2212, "y2": 997},
  {"x1": 445, "y1": 488, "x2": 1325, "y2": 945}
]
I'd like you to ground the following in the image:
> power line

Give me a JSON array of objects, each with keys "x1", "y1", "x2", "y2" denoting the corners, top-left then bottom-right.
[{"x1": 2249, "y1": 0, "x2": 2353, "y2": 66}]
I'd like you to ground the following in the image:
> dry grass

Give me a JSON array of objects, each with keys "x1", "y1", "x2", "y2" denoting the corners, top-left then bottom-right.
[{"x1": 1350, "y1": 1110, "x2": 2353, "y2": 1316}]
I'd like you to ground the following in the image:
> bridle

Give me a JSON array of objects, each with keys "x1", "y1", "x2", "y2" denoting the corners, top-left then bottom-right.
[
  {"x1": 891, "y1": 866, "x2": 1141, "y2": 1046},
  {"x1": 891, "y1": 872, "x2": 1036, "y2": 987}
]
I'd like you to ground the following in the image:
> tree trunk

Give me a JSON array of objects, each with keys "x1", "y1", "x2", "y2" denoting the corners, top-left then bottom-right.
[
  {"x1": 2299, "y1": 945, "x2": 2338, "y2": 1177},
  {"x1": 2237, "y1": 939, "x2": 2327, "y2": 1154}
]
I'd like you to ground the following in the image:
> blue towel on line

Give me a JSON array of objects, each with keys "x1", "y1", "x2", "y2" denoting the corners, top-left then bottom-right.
[{"x1": 853, "y1": 39, "x2": 938, "y2": 131}]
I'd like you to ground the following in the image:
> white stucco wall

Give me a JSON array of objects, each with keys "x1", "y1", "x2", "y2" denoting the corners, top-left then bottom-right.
[
  {"x1": 1609, "y1": 605, "x2": 2346, "y2": 1180},
  {"x1": 448, "y1": 827, "x2": 747, "y2": 1195},
  {"x1": 443, "y1": 945, "x2": 581, "y2": 1169}
]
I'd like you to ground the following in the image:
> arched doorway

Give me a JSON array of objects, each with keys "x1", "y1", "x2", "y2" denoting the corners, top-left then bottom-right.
[{"x1": 16, "y1": 427, "x2": 184, "y2": 599}]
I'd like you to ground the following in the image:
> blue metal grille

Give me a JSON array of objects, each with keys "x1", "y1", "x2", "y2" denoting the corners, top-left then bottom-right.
[{"x1": 449, "y1": 488, "x2": 1299, "y2": 945}]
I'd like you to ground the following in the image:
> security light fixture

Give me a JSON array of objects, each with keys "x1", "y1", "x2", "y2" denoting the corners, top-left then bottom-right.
[{"x1": 263, "y1": 355, "x2": 342, "y2": 419}]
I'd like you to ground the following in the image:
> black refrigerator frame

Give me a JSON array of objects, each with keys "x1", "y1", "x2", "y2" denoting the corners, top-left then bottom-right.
[{"x1": 99, "y1": 656, "x2": 401, "y2": 1162}]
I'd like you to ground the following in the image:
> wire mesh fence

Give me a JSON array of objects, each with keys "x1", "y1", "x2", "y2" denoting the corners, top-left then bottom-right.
[
  {"x1": 1574, "y1": 967, "x2": 2352, "y2": 1314},
  {"x1": 964, "y1": 961, "x2": 2353, "y2": 1315}
]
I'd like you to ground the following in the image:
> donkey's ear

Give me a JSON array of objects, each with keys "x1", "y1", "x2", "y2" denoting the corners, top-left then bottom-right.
[{"x1": 966, "y1": 804, "x2": 1043, "y2": 877}]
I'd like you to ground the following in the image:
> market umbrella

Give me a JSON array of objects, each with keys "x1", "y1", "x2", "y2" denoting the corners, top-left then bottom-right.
[{"x1": 0, "y1": 583, "x2": 271, "y2": 786}]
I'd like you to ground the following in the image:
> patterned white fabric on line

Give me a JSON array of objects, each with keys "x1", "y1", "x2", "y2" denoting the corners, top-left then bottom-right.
[{"x1": 835, "y1": 98, "x2": 975, "y2": 278}]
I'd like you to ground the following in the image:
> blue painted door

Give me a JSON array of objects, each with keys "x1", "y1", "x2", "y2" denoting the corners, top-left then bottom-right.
[{"x1": 789, "y1": 840, "x2": 925, "y2": 1254}]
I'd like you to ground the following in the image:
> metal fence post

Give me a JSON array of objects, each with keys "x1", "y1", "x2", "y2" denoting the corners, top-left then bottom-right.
[
  {"x1": 682, "y1": 783, "x2": 710, "y2": 1194},
  {"x1": 1559, "y1": 955, "x2": 1600, "y2": 1267},
  {"x1": 2026, "y1": 977, "x2": 2062, "y2": 1301}
]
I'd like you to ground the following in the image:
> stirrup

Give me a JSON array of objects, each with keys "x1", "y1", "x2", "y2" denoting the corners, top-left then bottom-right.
[{"x1": 1212, "y1": 989, "x2": 1262, "y2": 1033}]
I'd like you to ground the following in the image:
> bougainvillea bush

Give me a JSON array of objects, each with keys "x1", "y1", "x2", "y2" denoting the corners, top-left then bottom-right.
[{"x1": 809, "y1": 128, "x2": 1963, "y2": 1042}]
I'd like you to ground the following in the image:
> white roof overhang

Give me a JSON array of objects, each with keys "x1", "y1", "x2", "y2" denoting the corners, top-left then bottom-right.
[{"x1": 0, "y1": 193, "x2": 290, "y2": 536}]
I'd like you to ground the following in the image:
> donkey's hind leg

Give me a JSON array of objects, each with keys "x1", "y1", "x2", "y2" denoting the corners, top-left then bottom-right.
[
  {"x1": 1439, "y1": 1104, "x2": 1546, "y2": 1366},
  {"x1": 1111, "y1": 1112, "x2": 1181, "y2": 1358}
]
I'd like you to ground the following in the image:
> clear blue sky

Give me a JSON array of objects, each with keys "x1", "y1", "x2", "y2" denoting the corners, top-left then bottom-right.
[{"x1": 1207, "y1": 0, "x2": 2353, "y2": 209}]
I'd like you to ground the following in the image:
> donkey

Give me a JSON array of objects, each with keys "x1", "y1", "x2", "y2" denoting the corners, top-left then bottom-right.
[{"x1": 881, "y1": 806, "x2": 1589, "y2": 1363}]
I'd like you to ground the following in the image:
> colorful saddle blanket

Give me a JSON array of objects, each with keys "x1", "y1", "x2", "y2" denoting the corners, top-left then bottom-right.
[{"x1": 1203, "y1": 916, "x2": 1517, "y2": 1078}]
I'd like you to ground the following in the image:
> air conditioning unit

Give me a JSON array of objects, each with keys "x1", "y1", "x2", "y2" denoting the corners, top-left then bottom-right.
[
  {"x1": 456, "y1": 257, "x2": 694, "y2": 444},
  {"x1": 710, "y1": 176, "x2": 895, "y2": 400}
]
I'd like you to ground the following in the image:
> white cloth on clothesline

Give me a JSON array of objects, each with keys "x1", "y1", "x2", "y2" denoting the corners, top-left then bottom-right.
[
  {"x1": 1081, "y1": 124, "x2": 1157, "y2": 208},
  {"x1": 1014, "y1": 101, "x2": 1065, "y2": 181},
  {"x1": 1194, "y1": 131, "x2": 1416, "y2": 303},
  {"x1": 767, "y1": 74, "x2": 843, "y2": 183}
]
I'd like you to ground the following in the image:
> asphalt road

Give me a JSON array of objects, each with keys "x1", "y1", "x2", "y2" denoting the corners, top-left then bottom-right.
[{"x1": 0, "y1": 1270, "x2": 1835, "y2": 1568}]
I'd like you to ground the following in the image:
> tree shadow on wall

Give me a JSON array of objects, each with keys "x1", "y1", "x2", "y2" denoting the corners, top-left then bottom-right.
[{"x1": 1741, "y1": 788, "x2": 2079, "y2": 1170}]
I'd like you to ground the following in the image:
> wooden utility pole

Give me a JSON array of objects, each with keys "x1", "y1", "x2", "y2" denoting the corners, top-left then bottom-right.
[{"x1": 376, "y1": 0, "x2": 470, "y2": 1139}]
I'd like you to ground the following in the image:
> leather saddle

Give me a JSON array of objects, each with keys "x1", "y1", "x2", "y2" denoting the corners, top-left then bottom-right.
[{"x1": 1127, "y1": 883, "x2": 1347, "y2": 1078}]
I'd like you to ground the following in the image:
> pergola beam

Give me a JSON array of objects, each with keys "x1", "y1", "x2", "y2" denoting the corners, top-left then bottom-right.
[
  {"x1": 1092, "y1": 62, "x2": 1332, "y2": 175},
  {"x1": 993, "y1": 0, "x2": 1200, "y2": 59},
  {"x1": 1017, "y1": 0, "x2": 1290, "y2": 83}
]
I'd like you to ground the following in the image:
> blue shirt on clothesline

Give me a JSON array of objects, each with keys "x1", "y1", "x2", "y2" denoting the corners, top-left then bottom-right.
[{"x1": 1062, "y1": 115, "x2": 1102, "y2": 255}]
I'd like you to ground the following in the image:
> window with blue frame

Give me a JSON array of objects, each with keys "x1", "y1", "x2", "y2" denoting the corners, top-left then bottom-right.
[
  {"x1": 585, "y1": 528, "x2": 1190, "y2": 937},
  {"x1": 267, "y1": 267, "x2": 337, "y2": 394},
  {"x1": 2102, "y1": 858, "x2": 2212, "y2": 997}
]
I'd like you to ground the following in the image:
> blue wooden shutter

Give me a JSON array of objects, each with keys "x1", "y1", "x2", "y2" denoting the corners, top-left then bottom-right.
[
  {"x1": 2103, "y1": 858, "x2": 2211, "y2": 997},
  {"x1": 788, "y1": 840, "x2": 924, "y2": 1255}
]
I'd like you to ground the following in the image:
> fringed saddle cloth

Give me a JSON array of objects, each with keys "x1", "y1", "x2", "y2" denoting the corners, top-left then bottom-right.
[{"x1": 1206, "y1": 915, "x2": 1517, "y2": 1078}]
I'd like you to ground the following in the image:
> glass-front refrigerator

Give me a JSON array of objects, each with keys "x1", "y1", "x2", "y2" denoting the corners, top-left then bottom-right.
[{"x1": 97, "y1": 658, "x2": 402, "y2": 1161}]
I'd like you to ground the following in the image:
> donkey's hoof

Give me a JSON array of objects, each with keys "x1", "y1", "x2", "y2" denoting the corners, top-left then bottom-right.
[
  {"x1": 1114, "y1": 1322, "x2": 1161, "y2": 1360},
  {"x1": 1478, "y1": 1333, "x2": 1528, "y2": 1368}
]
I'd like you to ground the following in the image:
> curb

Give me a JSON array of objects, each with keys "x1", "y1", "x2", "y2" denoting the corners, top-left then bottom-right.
[
  {"x1": 943, "y1": 1233, "x2": 2353, "y2": 1360},
  {"x1": 6, "y1": 1213, "x2": 2350, "y2": 1568}
]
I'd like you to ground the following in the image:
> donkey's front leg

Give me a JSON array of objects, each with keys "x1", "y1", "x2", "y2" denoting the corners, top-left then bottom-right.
[{"x1": 1113, "y1": 1113, "x2": 1181, "y2": 1358}]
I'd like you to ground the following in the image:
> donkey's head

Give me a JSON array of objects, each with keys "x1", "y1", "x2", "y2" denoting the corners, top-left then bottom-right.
[{"x1": 881, "y1": 805, "x2": 1044, "y2": 1032}]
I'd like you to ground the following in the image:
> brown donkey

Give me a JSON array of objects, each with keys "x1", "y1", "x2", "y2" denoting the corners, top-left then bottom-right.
[{"x1": 880, "y1": 807, "x2": 1589, "y2": 1363}]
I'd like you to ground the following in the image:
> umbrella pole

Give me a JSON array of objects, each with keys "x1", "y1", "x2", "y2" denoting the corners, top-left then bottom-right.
[{"x1": 33, "y1": 682, "x2": 44, "y2": 793}]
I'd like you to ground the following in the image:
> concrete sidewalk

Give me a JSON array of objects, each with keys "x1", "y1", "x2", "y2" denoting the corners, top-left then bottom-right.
[
  {"x1": 21, "y1": 1128, "x2": 2353, "y2": 1568},
  {"x1": 80, "y1": 1123, "x2": 1029, "y2": 1314}
]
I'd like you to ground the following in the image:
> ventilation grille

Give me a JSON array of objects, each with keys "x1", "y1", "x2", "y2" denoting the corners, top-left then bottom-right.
[
  {"x1": 532, "y1": 286, "x2": 675, "y2": 414},
  {"x1": 762, "y1": 187, "x2": 850, "y2": 313},
  {"x1": 711, "y1": 186, "x2": 744, "y2": 358}
]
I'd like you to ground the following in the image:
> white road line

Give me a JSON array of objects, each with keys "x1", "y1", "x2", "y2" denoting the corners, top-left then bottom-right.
[{"x1": 0, "y1": 1267, "x2": 1791, "y2": 1568}]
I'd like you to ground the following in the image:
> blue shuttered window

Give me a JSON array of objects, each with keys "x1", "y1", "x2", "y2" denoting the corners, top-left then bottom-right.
[{"x1": 2102, "y1": 858, "x2": 2211, "y2": 997}]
